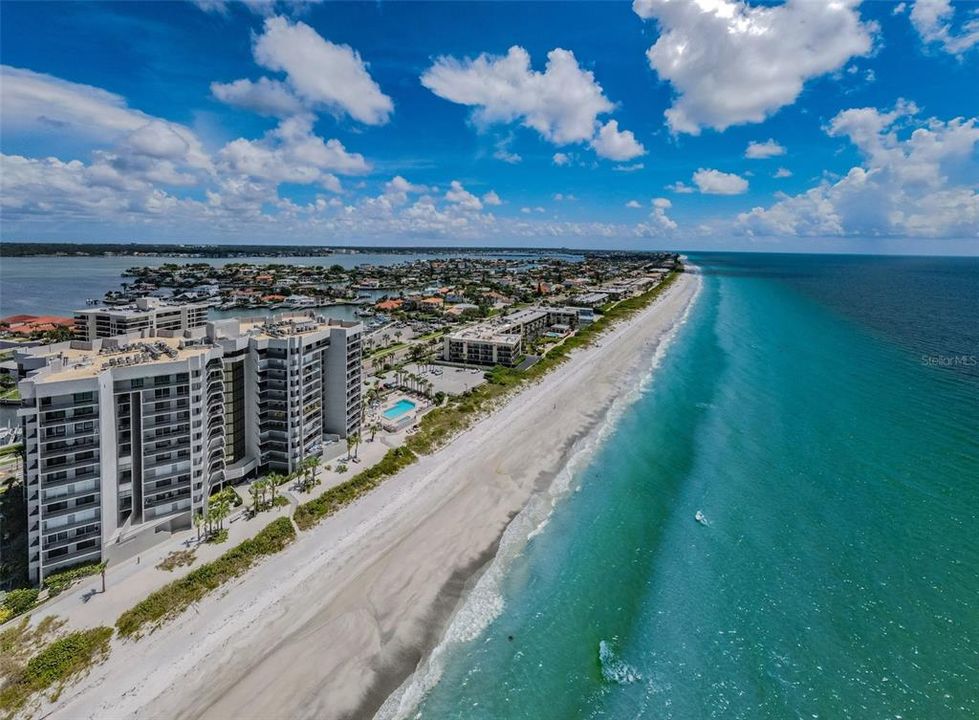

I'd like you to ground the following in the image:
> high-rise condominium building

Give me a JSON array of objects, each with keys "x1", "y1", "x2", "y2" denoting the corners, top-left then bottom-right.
[{"x1": 15, "y1": 314, "x2": 362, "y2": 584}]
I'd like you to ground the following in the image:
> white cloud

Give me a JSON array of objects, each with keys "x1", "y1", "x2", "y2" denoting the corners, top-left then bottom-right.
[
  {"x1": 218, "y1": 115, "x2": 368, "y2": 186},
  {"x1": 745, "y1": 139, "x2": 787, "y2": 159},
  {"x1": 632, "y1": 0, "x2": 875, "y2": 134},
  {"x1": 635, "y1": 196, "x2": 677, "y2": 234},
  {"x1": 625, "y1": 199, "x2": 642, "y2": 208},
  {"x1": 552, "y1": 152, "x2": 571, "y2": 166},
  {"x1": 386, "y1": 175, "x2": 427, "y2": 195},
  {"x1": 210, "y1": 77, "x2": 304, "y2": 117},
  {"x1": 1, "y1": 65, "x2": 146, "y2": 140},
  {"x1": 590, "y1": 120, "x2": 646, "y2": 161},
  {"x1": 421, "y1": 46, "x2": 642, "y2": 160},
  {"x1": 774, "y1": 167, "x2": 793, "y2": 178},
  {"x1": 445, "y1": 180, "x2": 484, "y2": 211},
  {"x1": 493, "y1": 148, "x2": 522, "y2": 164},
  {"x1": 738, "y1": 102, "x2": 979, "y2": 238},
  {"x1": 666, "y1": 180, "x2": 695, "y2": 193},
  {"x1": 893, "y1": 2, "x2": 907, "y2": 15},
  {"x1": 482, "y1": 190, "x2": 503, "y2": 206},
  {"x1": 379, "y1": 175, "x2": 428, "y2": 206},
  {"x1": 613, "y1": 162, "x2": 645, "y2": 172},
  {"x1": 1, "y1": 66, "x2": 210, "y2": 173},
  {"x1": 553, "y1": 193, "x2": 576, "y2": 202},
  {"x1": 0, "y1": 153, "x2": 209, "y2": 220},
  {"x1": 910, "y1": 0, "x2": 979, "y2": 55},
  {"x1": 195, "y1": 0, "x2": 325, "y2": 15},
  {"x1": 244, "y1": 16, "x2": 392, "y2": 125},
  {"x1": 692, "y1": 168, "x2": 749, "y2": 195}
]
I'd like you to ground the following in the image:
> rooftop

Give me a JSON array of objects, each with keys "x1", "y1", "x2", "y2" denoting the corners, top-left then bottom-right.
[
  {"x1": 23, "y1": 336, "x2": 207, "y2": 383},
  {"x1": 74, "y1": 297, "x2": 209, "y2": 317},
  {"x1": 448, "y1": 325, "x2": 522, "y2": 344}
]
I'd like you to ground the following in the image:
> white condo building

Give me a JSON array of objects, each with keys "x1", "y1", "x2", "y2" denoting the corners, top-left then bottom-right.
[
  {"x1": 16, "y1": 314, "x2": 362, "y2": 584},
  {"x1": 73, "y1": 298, "x2": 209, "y2": 341},
  {"x1": 443, "y1": 306, "x2": 587, "y2": 367}
]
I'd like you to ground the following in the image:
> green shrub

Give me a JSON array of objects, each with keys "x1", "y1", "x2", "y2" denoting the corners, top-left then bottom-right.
[
  {"x1": 156, "y1": 550, "x2": 196, "y2": 573},
  {"x1": 42, "y1": 561, "x2": 104, "y2": 597},
  {"x1": 293, "y1": 447, "x2": 416, "y2": 530},
  {"x1": 1, "y1": 588, "x2": 39, "y2": 618},
  {"x1": 115, "y1": 517, "x2": 295, "y2": 638},
  {"x1": 206, "y1": 528, "x2": 229, "y2": 544},
  {"x1": 0, "y1": 626, "x2": 113, "y2": 716}
]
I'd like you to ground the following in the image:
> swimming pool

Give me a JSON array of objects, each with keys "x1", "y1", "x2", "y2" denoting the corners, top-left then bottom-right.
[{"x1": 382, "y1": 399, "x2": 416, "y2": 420}]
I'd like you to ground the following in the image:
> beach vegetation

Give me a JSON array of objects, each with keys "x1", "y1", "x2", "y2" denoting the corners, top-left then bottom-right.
[
  {"x1": 1, "y1": 589, "x2": 39, "y2": 619},
  {"x1": 115, "y1": 516, "x2": 296, "y2": 639},
  {"x1": 293, "y1": 447, "x2": 416, "y2": 530},
  {"x1": 42, "y1": 562, "x2": 105, "y2": 598},
  {"x1": 0, "y1": 620, "x2": 111, "y2": 718},
  {"x1": 156, "y1": 550, "x2": 196, "y2": 572}
]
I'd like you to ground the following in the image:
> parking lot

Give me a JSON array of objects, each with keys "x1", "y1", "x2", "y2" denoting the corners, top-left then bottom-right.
[{"x1": 379, "y1": 362, "x2": 486, "y2": 396}]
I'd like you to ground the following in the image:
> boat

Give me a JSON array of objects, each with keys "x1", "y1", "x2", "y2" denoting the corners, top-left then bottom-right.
[{"x1": 695, "y1": 510, "x2": 709, "y2": 526}]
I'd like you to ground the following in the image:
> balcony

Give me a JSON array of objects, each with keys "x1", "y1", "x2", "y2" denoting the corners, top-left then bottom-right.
[
  {"x1": 43, "y1": 545, "x2": 101, "y2": 569},
  {"x1": 144, "y1": 487, "x2": 191, "y2": 508},
  {"x1": 143, "y1": 453, "x2": 191, "y2": 472},
  {"x1": 43, "y1": 528, "x2": 101, "y2": 553},
  {"x1": 41, "y1": 436, "x2": 98, "y2": 454},
  {"x1": 41, "y1": 466, "x2": 98, "y2": 489},
  {"x1": 41, "y1": 454, "x2": 100, "y2": 476},
  {"x1": 42, "y1": 498, "x2": 100, "y2": 521},
  {"x1": 41, "y1": 505, "x2": 102, "y2": 535},
  {"x1": 40, "y1": 411, "x2": 98, "y2": 430}
]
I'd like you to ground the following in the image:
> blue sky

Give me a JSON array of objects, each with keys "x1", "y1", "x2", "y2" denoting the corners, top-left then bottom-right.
[{"x1": 1, "y1": 0, "x2": 977, "y2": 253}]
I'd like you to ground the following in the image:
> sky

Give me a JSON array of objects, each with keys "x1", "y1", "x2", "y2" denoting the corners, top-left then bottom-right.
[{"x1": 1, "y1": 0, "x2": 978, "y2": 254}]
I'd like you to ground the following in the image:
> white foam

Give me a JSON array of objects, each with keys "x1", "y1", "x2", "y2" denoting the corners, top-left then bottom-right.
[
  {"x1": 375, "y1": 269, "x2": 703, "y2": 720},
  {"x1": 599, "y1": 639, "x2": 644, "y2": 685}
]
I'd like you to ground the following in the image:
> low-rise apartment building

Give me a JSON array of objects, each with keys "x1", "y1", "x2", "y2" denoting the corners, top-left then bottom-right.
[
  {"x1": 16, "y1": 313, "x2": 362, "y2": 583},
  {"x1": 73, "y1": 298, "x2": 209, "y2": 341},
  {"x1": 442, "y1": 306, "x2": 586, "y2": 367}
]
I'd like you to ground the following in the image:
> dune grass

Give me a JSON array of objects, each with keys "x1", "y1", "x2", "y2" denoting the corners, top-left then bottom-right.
[{"x1": 0, "y1": 622, "x2": 112, "y2": 718}]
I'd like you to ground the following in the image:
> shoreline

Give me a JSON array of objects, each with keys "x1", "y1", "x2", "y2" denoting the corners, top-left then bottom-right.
[
  {"x1": 44, "y1": 269, "x2": 699, "y2": 720},
  {"x1": 377, "y1": 267, "x2": 702, "y2": 719}
]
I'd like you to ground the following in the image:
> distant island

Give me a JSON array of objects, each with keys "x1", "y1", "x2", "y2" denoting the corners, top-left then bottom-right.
[{"x1": 0, "y1": 242, "x2": 617, "y2": 259}]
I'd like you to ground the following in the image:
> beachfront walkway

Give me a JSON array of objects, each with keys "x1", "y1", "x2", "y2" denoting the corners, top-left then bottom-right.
[{"x1": 23, "y1": 431, "x2": 406, "y2": 633}]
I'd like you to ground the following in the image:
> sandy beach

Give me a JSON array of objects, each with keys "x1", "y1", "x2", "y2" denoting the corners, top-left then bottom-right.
[{"x1": 45, "y1": 270, "x2": 698, "y2": 720}]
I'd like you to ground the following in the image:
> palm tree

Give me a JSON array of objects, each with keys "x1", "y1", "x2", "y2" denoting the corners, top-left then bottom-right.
[
  {"x1": 266, "y1": 473, "x2": 282, "y2": 507},
  {"x1": 213, "y1": 497, "x2": 231, "y2": 533},
  {"x1": 307, "y1": 455, "x2": 321, "y2": 490},
  {"x1": 250, "y1": 480, "x2": 263, "y2": 514},
  {"x1": 349, "y1": 430, "x2": 362, "y2": 460}
]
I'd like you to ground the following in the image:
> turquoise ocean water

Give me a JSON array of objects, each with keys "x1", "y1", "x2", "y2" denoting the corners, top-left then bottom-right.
[{"x1": 392, "y1": 254, "x2": 978, "y2": 720}]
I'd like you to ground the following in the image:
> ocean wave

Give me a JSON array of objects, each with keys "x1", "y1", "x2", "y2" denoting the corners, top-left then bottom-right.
[{"x1": 599, "y1": 639, "x2": 643, "y2": 685}]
